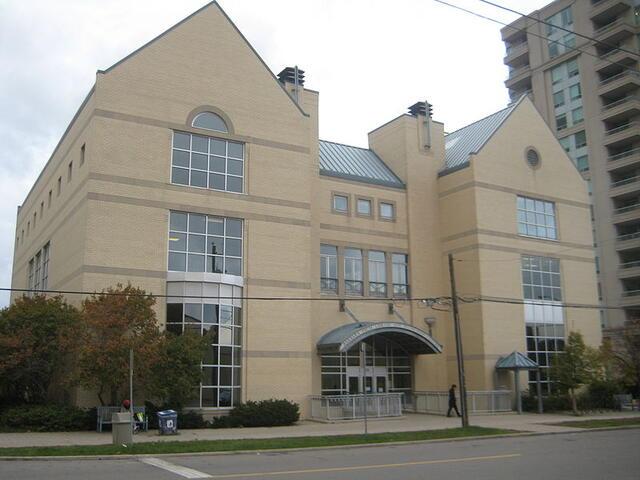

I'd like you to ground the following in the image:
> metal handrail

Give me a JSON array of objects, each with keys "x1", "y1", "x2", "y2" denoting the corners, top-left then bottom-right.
[
  {"x1": 612, "y1": 175, "x2": 640, "y2": 187},
  {"x1": 505, "y1": 42, "x2": 528, "y2": 56},
  {"x1": 605, "y1": 122, "x2": 640, "y2": 136},
  {"x1": 615, "y1": 203, "x2": 640, "y2": 214},
  {"x1": 602, "y1": 95, "x2": 640, "y2": 111},
  {"x1": 600, "y1": 70, "x2": 640, "y2": 86},
  {"x1": 508, "y1": 65, "x2": 531, "y2": 78},
  {"x1": 618, "y1": 231, "x2": 640, "y2": 241},
  {"x1": 621, "y1": 260, "x2": 640, "y2": 269},
  {"x1": 609, "y1": 147, "x2": 640, "y2": 161},
  {"x1": 594, "y1": 18, "x2": 628, "y2": 36},
  {"x1": 622, "y1": 289, "x2": 640, "y2": 297}
]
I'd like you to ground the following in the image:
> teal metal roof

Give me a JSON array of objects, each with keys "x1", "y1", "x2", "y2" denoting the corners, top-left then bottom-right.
[
  {"x1": 441, "y1": 96, "x2": 524, "y2": 176},
  {"x1": 319, "y1": 140, "x2": 405, "y2": 189},
  {"x1": 316, "y1": 321, "x2": 442, "y2": 354},
  {"x1": 495, "y1": 351, "x2": 539, "y2": 370}
]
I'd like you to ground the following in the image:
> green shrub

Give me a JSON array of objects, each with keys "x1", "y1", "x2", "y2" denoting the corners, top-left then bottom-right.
[
  {"x1": 211, "y1": 415, "x2": 242, "y2": 429},
  {"x1": 521, "y1": 392, "x2": 571, "y2": 412},
  {"x1": 0, "y1": 404, "x2": 92, "y2": 432},
  {"x1": 579, "y1": 380, "x2": 624, "y2": 410},
  {"x1": 229, "y1": 399, "x2": 299, "y2": 427}
]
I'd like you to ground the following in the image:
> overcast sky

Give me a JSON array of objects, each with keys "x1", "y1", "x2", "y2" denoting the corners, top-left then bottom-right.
[{"x1": 0, "y1": 0, "x2": 550, "y2": 306}]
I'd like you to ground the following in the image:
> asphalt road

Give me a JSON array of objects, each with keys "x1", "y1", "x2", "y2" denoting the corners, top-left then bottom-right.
[{"x1": 1, "y1": 429, "x2": 638, "y2": 479}]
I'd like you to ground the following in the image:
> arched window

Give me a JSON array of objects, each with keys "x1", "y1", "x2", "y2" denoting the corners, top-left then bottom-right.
[{"x1": 192, "y1": 112, "x2": 228, "y2": 133}]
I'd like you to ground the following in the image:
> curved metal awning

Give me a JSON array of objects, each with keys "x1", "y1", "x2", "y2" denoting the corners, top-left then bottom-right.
[
  {"x1": 495, "y1": 351, "x2": 539, "y2": 370},
  {"x1": 317, "y1": 322, "x2": 443, "y2": 355}
]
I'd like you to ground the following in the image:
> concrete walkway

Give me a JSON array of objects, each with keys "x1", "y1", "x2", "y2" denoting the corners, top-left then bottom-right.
[{"x1": 0, "y1": 411, "x2": 638, "y2": 449}]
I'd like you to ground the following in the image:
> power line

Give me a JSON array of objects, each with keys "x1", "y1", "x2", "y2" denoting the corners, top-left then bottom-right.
[
  {"x1": 477, "y1": 0, "x2": 640, "y2": 59},
  {"x1": 432, "y1": 0, "x2": 640, "y2": 74},
  {"x1": 475, "y1": 295, "x2": 623, "y2": 310}
]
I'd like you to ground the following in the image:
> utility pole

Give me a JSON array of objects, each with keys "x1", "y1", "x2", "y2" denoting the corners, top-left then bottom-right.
[
  {"x1": 360, "y1": 342, "x2": 368, "y2": 435},
  {"x1": 129, "y1": 348, "x2": 134, "y2": 444},
  {"x1": 448, "y1": 253, "x2": 469, "y2": 428}
]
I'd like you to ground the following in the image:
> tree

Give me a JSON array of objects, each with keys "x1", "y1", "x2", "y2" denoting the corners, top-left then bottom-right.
[
  {"x1": 149, "y1": 330, "x2": 210, "y2": 408},
  {"x1": 602, "y1": 319, "x2": 640, "y2": 395},
  {"x1": 550, "y1": 331, "x2": 603, "y2": 415},
  {"x1": 74, "y1": 284, "x2": 163, "y2": 405},
  {"x1": 0, "y1": 295, "x2": 81, "y2": 404}
]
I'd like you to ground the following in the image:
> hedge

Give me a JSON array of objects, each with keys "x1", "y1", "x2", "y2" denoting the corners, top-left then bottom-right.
[{"x1": 0, "y1": 404, "x2": 94, "y2": 432}]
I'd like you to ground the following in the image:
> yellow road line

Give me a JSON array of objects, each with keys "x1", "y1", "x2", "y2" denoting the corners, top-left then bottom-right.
[{"x1": 207, "y1": 453, "x2": 522, "y2": 478}]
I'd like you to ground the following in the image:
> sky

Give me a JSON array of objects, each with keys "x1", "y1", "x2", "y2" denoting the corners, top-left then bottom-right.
[{"x1": 0, "y1": 0, "x2": 551, "y2": 307}]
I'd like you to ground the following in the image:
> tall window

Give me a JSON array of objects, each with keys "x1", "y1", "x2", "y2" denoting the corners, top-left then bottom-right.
[
  {"x1": 33, "y1": 252, "x2": 42, "y2": 291},
  {"x1": 546, "y1": 7, "x2": 574, "y2": 58},
  {"x1": 522, "y1": 255, "x2": 564, "y2": 393},
  {"x1": 320, "y1": 244, "x2": 338, "y2": 293},
  {"x1": 27, "y1": 259, "x2": 34, "y2": 292},
  {"x1": 368, "y1": 251, "x2": 387, "y2": 297},
  {"x1": 392, "y1": 253, "x2": 409, "y2": 297},
  {"x1": 517, "y1": 196, "x2": 557, "y2": 240},
  {"x1": 344, "y1": 248, "x2": 363, "y2": 295},
  {"x1": 168, "y1": 211, "x2": 243, "y2": 276},
  {"x1": 171, "y1": 131, "x2": 244, "y2": 193},
  {"x1": 41, "y1": 243, "x2": 50, "y2": 290},
  {"x1": 166, "y1": 281, "x2": 242, "y2": 408}
]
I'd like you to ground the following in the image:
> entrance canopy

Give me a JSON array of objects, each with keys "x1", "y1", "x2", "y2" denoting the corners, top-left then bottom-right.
[{"x1": 317, "y1": 322, "x2": 442, "y2": 355}]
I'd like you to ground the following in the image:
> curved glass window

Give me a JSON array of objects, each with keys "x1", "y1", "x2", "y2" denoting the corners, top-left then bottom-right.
[{"x1": 192, "y1": 112, "x2": 228, "y2": 133}]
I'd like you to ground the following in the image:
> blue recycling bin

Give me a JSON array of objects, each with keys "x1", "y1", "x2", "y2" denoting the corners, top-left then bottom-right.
[{"x1": 157, "y1": 410, "x2": 178, "y2": 435}]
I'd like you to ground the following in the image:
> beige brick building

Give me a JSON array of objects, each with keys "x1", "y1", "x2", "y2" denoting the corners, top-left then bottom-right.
[{"x1": 12, "y1": 2, "x2": 600, "y2": 416}]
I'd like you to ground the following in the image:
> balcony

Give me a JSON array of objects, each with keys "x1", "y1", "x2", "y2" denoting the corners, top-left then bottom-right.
[
  {"x1": 610, "y1": 174, "x2": 640, "y2": 197},
  {"x1": 595, "y1": 48, "x2": 639, "y2": 73},
  {"x1": 613, "y1": 202, "x2": 640, "y2": 223},
  {"x1": 504, "y1": 42, "x2": 529, "y2": 67},
  {"x1": 505, "y1": 64, "x2": 532, "y2": 90},
  {"x1": 603, "y1": 121, "x2": 640, "y2": 147},
  {"x1": 621, "y1": 289, "x2": 640, "y2": 306},
  {"x1": 607, "y1": 147, "x2": 640, "y2": 171},
  {"x1": 590, "y1": 0, "x2": 631, "y2": 23},
  {"x1": 619, "y1": 260, "x2": 640, "y2": 279},
  {"x1": 598, "y1": 70, "x2": 640, "y2": 97},
  {"x1": 617, "y1": 231, "x2": 640, "y2": 250},
  {"x1": 601, "y1": 95, "x2": 640, "y2": 122},
  {"x1": 593, "y1": 18, "x2": 637, "y2": 45}
]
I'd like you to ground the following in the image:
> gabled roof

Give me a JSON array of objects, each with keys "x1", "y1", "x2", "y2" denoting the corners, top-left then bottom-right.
[
  {"x1": 319, "y1": 140, "x2": 405, "y2": 189},
  {"x1": 495, "y1": 351, "x2": 539, "y2": 370},
  {"x1": 440, "y1": 96, "x2": 525, "y2": 175}
]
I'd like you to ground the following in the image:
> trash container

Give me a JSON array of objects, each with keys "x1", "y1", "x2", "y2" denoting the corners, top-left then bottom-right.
[
  {"x1": 112, "y1": 411, "x2": 132, "y2": 445},
  {"x1": 157, "y1": 409, "x2": 178, "y2": 435}
]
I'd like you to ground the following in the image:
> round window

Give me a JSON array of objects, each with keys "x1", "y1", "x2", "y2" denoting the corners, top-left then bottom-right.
[{"x1": 526, "y1": 148, "x2": 540, "y2": 168}]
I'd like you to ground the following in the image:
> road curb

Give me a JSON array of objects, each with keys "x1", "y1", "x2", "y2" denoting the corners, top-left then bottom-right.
[{"x1": 0, "y1": 425, "x2": 638, "y2": 461}]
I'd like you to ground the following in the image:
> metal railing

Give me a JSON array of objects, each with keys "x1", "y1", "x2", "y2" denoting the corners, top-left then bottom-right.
[
  {"x1": 609, "y1": 147, "x2": 640, "y2": 162},
  {"x1": 612, "y1": 175, "x2": 640, "y2": 187},
  {"x1": 599, "y1": 70, "x2": 640, "y2": 86},
  {"x1": 615, "y1": 203, "x2": 640, "y2": 214},
  {"x1": 622, "y1": 289, "x2": 640, "y2": 297},
  {"x1": 605, "y1": 122, "x2": 640, "y2": 136},
  {"x1": 505, "y1": 42, "x2": 528, "y2": 57},
  {"x1": 594, "y1": 18, "x2": 628, "y2": 36},
  {"x1": 405, "y1": 390, "x2": 512, "y2": 416},
  {"x1": 602, "y1": 95, "x2": 640, "y2": 112},
  {"x1": 310, "y1": 393, "x2": 403, "y2": 421},
  {"x1": 508, "y1": 65, "x2": 531, "y2": 79},
  {"x1": 618, "y1": 231, "x2": 640, "y2": 241},
  {"x1": 620, "y1": 260, "x2": 640, "y2": 269}
]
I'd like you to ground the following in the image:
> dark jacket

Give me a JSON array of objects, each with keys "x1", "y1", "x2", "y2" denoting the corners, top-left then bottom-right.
[{"x1": 448, "y1": 387, "x2": 457, "y2": 406}]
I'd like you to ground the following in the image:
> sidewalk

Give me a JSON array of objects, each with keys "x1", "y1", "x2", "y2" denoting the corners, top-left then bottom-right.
[{"x1": 0, "y1": 411, "x2": 638, "y2": 449}]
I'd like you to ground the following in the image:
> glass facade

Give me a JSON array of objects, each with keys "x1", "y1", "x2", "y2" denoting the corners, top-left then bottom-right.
[
  {"x1": 168, "y1": 211, "x2": 243, "y2": 276},
  {"x1": 550, "y1": 58, "x2": 584, "y2": 140},
  {"x1": 546, "y1": 7, "x2": 574, "y2": 59},
  {"x1": 521, "y1": 255, "x2": 565, "y2": 393},
  {"x1": 171, "y1": 131, "x2": 244, "y2": 193},
  {"x1": 166, "y1": 281, "x2": 243, "y2": 408},
  {"x1": 320, "y1": 338, "x2": 411, "y2": 397}
]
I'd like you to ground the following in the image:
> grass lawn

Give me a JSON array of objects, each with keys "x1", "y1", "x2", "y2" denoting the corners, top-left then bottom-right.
[
  {"x1": 549, "y1": 417, "x2": 640, "y2": 429},
  {"x1": 0, "y1": 426, "x2": 515, "y2": 457}
]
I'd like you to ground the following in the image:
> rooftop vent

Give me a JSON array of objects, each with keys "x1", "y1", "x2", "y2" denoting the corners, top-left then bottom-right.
[
  {"x1": 408, "y1": 101, "x2": 433, "y2": 118},
  {"x1": 277, "y1": 66, "x2": 305, "y2": 86}
]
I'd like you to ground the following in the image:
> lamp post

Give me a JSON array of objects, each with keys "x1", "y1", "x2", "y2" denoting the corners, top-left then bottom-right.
[{"x1": 424, "y1": 317, "x2": 436, "y2": 337}]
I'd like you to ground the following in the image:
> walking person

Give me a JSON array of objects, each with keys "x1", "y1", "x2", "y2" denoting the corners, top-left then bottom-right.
[{"x1": 447, "y1": 384, "x2": 461, "y2": 417}]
